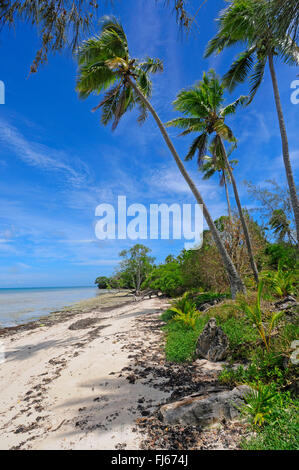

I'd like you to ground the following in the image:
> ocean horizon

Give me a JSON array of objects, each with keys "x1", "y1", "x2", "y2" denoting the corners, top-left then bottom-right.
[{"x1": 0, "y1": 286, "x2": 105, "y2": 327}]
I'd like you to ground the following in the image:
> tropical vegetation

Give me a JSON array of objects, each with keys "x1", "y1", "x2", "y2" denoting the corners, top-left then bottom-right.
[
  {"x1": 86, "y1": 6, "x2": 298, "y2": 450},
  {"x1": 3, "y1": 0, "x2": 298, "y2": 452}
]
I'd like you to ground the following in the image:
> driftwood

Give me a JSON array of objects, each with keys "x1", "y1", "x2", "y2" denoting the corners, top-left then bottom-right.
[{"x1": 132, "y1": 289, "x2": 164, "y2": 300}]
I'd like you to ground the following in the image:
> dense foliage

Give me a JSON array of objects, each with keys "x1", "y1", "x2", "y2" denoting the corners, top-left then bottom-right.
[{"x1": 4, "y1": 0, "x2": 297, "y2": 451}]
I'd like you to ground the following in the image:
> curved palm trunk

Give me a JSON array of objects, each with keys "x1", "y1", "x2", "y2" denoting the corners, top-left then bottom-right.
[
  {"x1": 128, "y1": 78, "x2": 245, "y2": 298},
  {"x1": 223, "y1": 171, "x2": 233, "y2": 223},
  {"x1": 268, "y1": 53, "x2": 299, "y2": 245},
  {"x1": 219, "y1": 138, "x2": 259, "y2": 284}
]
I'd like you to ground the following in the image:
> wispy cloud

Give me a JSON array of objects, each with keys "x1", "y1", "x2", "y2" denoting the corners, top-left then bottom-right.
[{"x1": 0, "y1": 117, "x2": 91, "y2": 187}]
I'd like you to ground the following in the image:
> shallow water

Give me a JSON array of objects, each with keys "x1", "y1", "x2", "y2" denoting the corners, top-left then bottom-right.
[{"x1": 0, "y1": 286, "x2": 104, "y2": 327}]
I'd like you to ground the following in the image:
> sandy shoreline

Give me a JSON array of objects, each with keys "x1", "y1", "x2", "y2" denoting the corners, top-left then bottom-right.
[
  {"x1": 0, "y1": 290, "x2": 135, "y2": 338},
  {"x1": 0, "y1": 293, "x2": 250, "y2": 450},
  {"x1": 0, "y1": 296, "x2": 171, "y2": 449}
]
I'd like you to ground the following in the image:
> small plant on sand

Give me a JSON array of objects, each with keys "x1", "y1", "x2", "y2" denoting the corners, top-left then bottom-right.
[{"x1": 239, "y1": 281, "x2": 284, "y2": 352}]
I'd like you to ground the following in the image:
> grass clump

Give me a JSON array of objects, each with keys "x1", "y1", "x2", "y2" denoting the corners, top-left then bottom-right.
[
  {"x1": 163, "y1": 314, "x2": 208, "y2": 363},
  {"x1": 241, "y1": 390, "x2": 299, "y2": 450}
]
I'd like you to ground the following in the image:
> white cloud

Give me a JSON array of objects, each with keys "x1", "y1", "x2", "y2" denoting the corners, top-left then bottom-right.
[{"x1": 0, "y1": 117, "x2": 91, "y2": 187}]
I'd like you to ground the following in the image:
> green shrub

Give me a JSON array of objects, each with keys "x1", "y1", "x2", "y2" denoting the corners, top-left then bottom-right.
[
  {"x1": 171, "y1": 293, "x2": 196, "y2": 313},
  {"x1": 265, "y1": 243, "x2": 299, "y2": 271},
  {"x1": 219, "y1": 317, "x2": 258, "y2": 360},
  {"x1": 219, "y1": 348, "x2": 296, "y2": 390},
  {"x1": 238, "y1": 281, "x2": 284, "y2": 352},
  {"x1": 241, "y1": 383, "x2": 277, "y2": 426},
  {"x1": 172, "y1": 308, "x2": 200, "y2": 330},
  {"x1": 143, "y1": 261, "x2": 184, "y2": 296},
  {"x1": 241, "y1": 392, "x2": 299, "y2": 450},
  {"x1": 262, "y1": 262, "x2": 297, "y2": 298},
  {"x1": 161, "y1": 309, "x2": 177, "y2": 322},
  {"x1": 189, "y1": 292, "x2": 230, "y2": 309},
  {"x1": 161, "y1": 293, "x2": 198, "y2": 323}
]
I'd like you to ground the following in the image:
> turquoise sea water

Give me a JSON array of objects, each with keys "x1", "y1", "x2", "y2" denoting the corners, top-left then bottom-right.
[{"x1": 0, "y1": 286, "x2": 104, "y2": 327}]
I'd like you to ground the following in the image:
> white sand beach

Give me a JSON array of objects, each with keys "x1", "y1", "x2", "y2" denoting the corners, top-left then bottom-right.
[{"x1": 0, "y1": 297, "x2": 171, "y2": 450}]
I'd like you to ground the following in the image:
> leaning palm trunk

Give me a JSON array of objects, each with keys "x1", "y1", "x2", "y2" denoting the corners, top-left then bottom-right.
[
  {"x1": 223, "y1": 171, "x2": 233, "y2": 223},
  {"x1": 128, "y1": 78, "x2": 245, "y2": 298},
  {"x1": 268, "y1": 53, "x2": 299, "y2": 245},
  {"x1": 219, "y1": 138, "x2": 259, "y2": 284}
]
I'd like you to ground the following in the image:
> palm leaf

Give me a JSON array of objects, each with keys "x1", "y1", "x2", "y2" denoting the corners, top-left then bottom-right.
[
  {"x1": 136, "y1": 70, "x2": 152, "y2": 98},
  {"x1": 221, "y1": 95, "x2": 249, "y2": 116},
  {"x1": 276, "y1": 36, "x2": 299, "y2": 66},
  {"x1": 99, "y1": 16, "x2": 129, "y2": 58},
  {"x1": 100, "y1": 86, "x2": 122, "y2": 126},
  {"x1": 214, "y1": 120, "x2": 236, "y2": 143},
  {"x1": 139, "y1": 57, "x2": 163, "y2": 74},
  {"x1": 205, "y1": 33, "x2": 239, "y2": 57},
  {"x1": 248, "y1": 57, "x2": 267, "y2": 104},
  {"x1": 222, "y1": 48, "x2": 256, "y2": 92},
  {"x1": 185, "y1": 133, "x2": 208, "y2": 164},
  {"x1": 112, "y1": 86, "x2": 128, "y2": 130},
  {"x1": 165, "y1": 117, "x2": 206, "y2": 135},
  {"x1": 91, "y1": 83, "x2": 121, "y2": 112}
]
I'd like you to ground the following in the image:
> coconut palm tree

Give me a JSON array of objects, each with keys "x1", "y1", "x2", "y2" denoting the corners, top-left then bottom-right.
[
  {"x1": 200, "y1": 142, "x2": 238, "y2": 223},
  {"x1": 205, "y1": 0, "x2": 299, "y2": 245},
  {"x1": 166, "y1": 70, "x2": 259, "y2": 283},
  {"x1": 269, "y1": 209, "x2": 297, "y2": 244},
  {"x1": 76, "y1": 16, "x2": 245, "y2": 297}
]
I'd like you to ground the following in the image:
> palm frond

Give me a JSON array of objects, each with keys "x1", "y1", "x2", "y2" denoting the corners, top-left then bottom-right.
[
  {"x1": 136, "y1": 70, "x2": 152, "y2": 98},
  {"x1": 99, "y1": 15, "x2": 129, "y2": 58},
  {"x1": 112, "y1": 86, "x2": 127, "y2": 130},
  {"x1": 248, "y1": 56, "x2": 267, "y2": 104},
  {"x1": 214, "y1": 120, "x2": 236, "y2": 143},
  {"x1": 139, "y1": 57, "x2": 164, "y2": 74},
  {"x1": 204, "y1": 33, "x2": 239, "y2": 57},
  {"x1": 92, "y1": 82, "x2": 121, "y2": 112},
  {"x1": 76, "y1": 16, "x2": 163, "y2": 129},
  {"x1": 165, "y1": 117, "x2": 206, "y2": 134},
  {"x1": 77, "y1": 36, "x2": 106, "y2": 66},
  {"x1": 172, "y1": 87, "x2": 211, "y2": 118},
  {"x1": 100, "y1": 85, "x2": 122, "y2": 127},
  {"x1": 276, "y1": 36, "x2": 299, "y2": 66},
  {"x1": 222, "y1": 48, "x2": 256, "y2": 92},
  {"x1": 185, "y1": 133, "x2": 208, "y2": 165},
  {"x1": 221, "y1": 95, "x2": 249, "y2": 116},
  {"x1": 76, "y1": 63, "x2": 117, "y2": 98},
  {"x1": 202, "y1": 167, "x2": 217, "y2": 180}
]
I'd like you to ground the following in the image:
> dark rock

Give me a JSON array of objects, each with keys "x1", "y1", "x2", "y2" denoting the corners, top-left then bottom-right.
[
  {"x1": 196, "y1": 318, "x2": 229, "y2": 361},
  {"x1": 198, "y1": 303, "x2": 211, "y2": 312},
  {"x1": 160, "y1": 385, "x2": 252, "y2": 428},
  {"x1": 274, "y1": 296, "x2": 298, "y2": 315},
  {"x1": 274, "y1": 295, "x2": 296, "y2": 307}
]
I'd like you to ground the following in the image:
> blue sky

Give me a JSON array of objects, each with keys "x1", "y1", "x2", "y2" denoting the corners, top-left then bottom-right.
[{"x1": 0, "y1": 0, "x2": 298, "y2": 287}]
